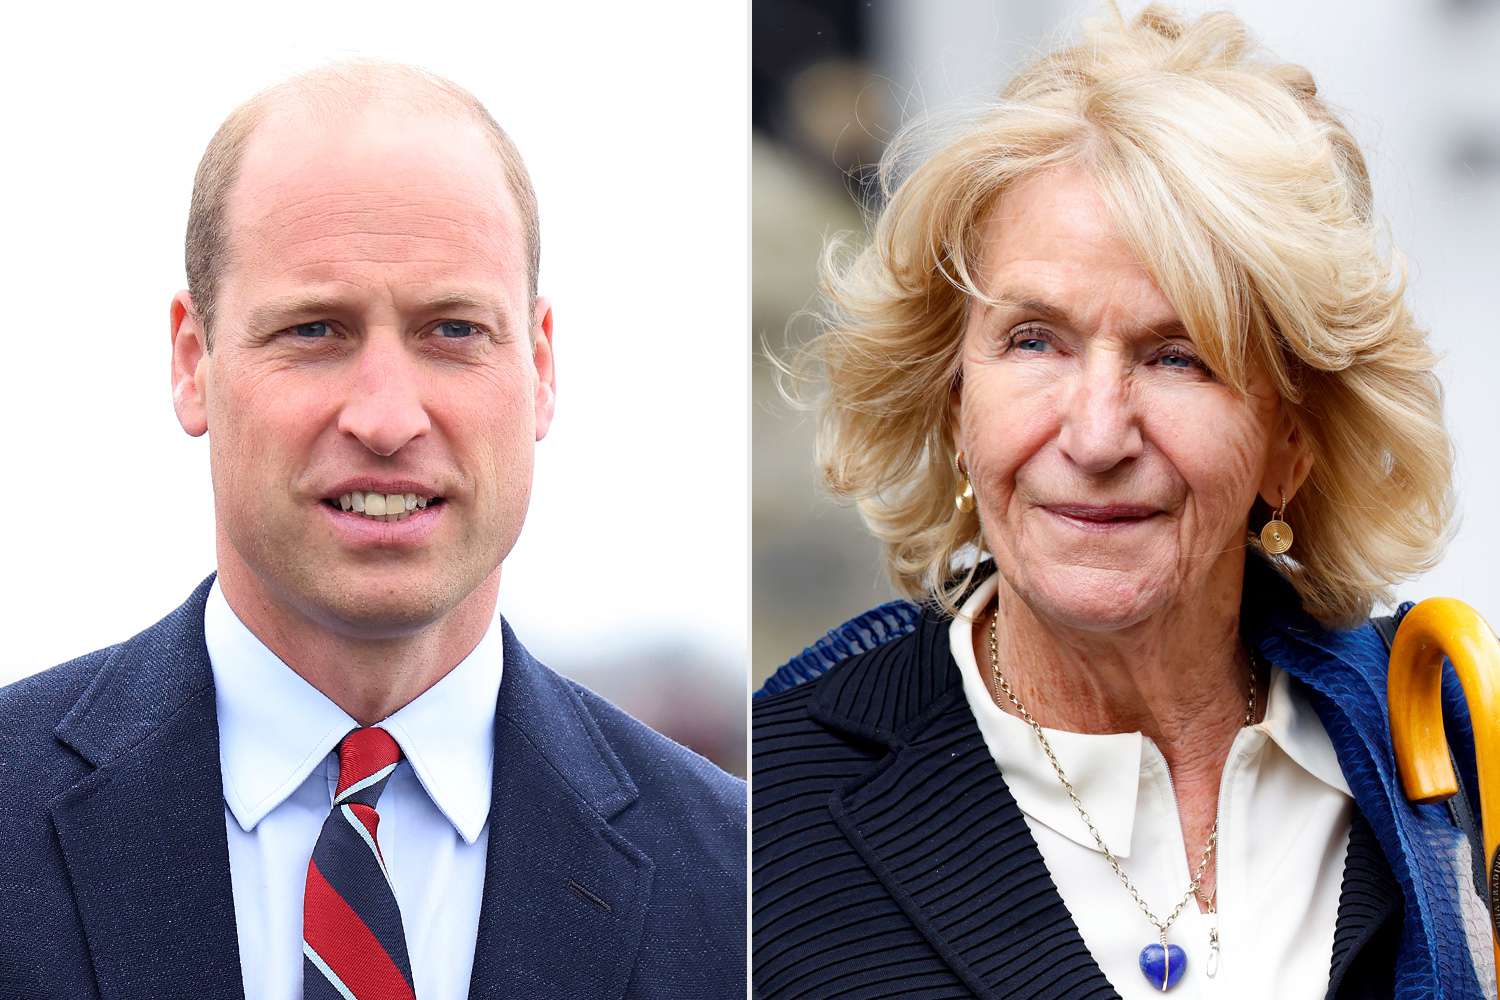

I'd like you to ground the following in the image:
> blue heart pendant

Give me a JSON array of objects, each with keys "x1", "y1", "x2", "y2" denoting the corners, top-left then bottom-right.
[{"x1": 1139, "y1": 942, "x2": 1187, "y2": 991}]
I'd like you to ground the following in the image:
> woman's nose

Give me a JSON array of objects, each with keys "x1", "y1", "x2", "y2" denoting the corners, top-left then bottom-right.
[{"x1": 1055, "y1": 355, "x2": 1144, "y2": 474}]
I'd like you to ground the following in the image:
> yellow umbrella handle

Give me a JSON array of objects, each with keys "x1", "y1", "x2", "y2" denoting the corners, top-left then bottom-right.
[{"x1": 1388, "y1": 597, "x2": 1500, "y2": 983}]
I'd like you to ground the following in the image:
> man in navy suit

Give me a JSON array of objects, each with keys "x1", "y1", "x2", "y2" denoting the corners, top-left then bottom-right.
[{"x1": 0, "y1": 62, "x2": 743, "y2": 1000}]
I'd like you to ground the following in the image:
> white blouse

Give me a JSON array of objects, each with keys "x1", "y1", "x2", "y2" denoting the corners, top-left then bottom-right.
[{"x1": 951, "y1": 573, "x2": 1354, "y2": 998}]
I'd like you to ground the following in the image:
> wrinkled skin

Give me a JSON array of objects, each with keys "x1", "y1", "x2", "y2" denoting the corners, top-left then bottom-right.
[{"x1": 955, "y1": 164, "x2": 1306, "y2": 637}]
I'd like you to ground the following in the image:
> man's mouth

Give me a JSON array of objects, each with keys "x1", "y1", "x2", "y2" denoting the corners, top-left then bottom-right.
[{"x1": 321, "y1": 490, "x2": 446, "y2": 523}]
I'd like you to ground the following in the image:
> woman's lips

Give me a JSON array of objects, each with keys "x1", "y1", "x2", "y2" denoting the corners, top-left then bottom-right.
[
  {"x1": 1042, "y1": 504, "x2": 1162, "y2": 531},
  {"x1": 1045, "y1": 504, "x2": 1160, "y2": 520}
]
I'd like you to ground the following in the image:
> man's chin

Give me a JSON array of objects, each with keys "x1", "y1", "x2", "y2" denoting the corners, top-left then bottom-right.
[{"x1": 294, "y1": 574, "x2": 459, "y2": 639}]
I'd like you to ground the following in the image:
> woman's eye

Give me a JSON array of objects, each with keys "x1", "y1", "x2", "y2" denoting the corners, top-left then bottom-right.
[
  {"x1": 290, "y1": 321, "x2": 332, "y2": 338},
  {"x1": 1156, "y1": 349, "x2": 1206, "y2": 372},
  {"x1": 1006, "y1": 328, "x2": 1052, "y2": 352},
  {"x1": 435, "y1": 321, "x2": 479, "y2": 339}
]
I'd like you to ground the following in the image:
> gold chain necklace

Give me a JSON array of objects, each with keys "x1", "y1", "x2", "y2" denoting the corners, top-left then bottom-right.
[{"x1": 985, "y1": 607, "x2": 1256, "y2": 991}]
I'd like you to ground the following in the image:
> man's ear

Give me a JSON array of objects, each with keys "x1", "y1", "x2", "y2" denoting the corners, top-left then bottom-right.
[
  {"x1": 1258, "y1": 407, "x2": 1314, "y2": 508},
  {"x1": 171, "y1": 291, "x2": 210, "y2": 437},
  {"x1": 531, "y1": 295, "x2": 556, "y2": 441}
]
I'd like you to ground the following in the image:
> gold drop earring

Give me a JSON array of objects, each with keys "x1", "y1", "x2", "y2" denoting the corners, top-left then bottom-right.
[
  {"x1": 954, "y1": 451, "x2": 975, "y2": 513},
  {"x1": 1260, "y1": 489, "x2": 1293, "y2": 555}
]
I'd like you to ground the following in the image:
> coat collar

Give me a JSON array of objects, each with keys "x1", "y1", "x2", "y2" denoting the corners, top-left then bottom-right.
[
  {"x1": 814, "y1": 606, "x2": 1121, "y2": 998},
  {"x1": 48, "y1": 574, "x2": 243, "y2": 1000},
  {"x1": 46, "y1": 573, "x2": 653, "y2": 1000},
  {"x1": 466, "y1": 618, "x2": 653, "y2": 1000},
  {"x1": 806, "y1": 596, "x2": 954, "y2": 746}
]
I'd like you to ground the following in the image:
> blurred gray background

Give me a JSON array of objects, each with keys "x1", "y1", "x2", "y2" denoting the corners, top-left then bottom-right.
[{"x1": 753, "y1": 0, "x2": 1500, "y2": 687}]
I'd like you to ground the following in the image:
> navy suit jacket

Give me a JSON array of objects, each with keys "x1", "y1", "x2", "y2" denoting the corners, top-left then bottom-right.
[{"x1": 0, "y1": 574, "x2": 745, "y2": 999}]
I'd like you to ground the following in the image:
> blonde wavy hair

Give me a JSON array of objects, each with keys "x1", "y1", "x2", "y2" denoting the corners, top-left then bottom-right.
[{"x1": 790, "y1": 4, "x2": 1454, "y2": 627}]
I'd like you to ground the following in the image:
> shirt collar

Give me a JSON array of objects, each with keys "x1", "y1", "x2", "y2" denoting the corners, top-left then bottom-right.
[
  {"x1": 950, "y1": 572, "x2": 1349, "y2": 857},
  {"x1": 1257, "y1": 664, "x2": 1351, "y2": 796},
  {"x1": 205, "y1": 576, "x2": 503, "y2": 844}
]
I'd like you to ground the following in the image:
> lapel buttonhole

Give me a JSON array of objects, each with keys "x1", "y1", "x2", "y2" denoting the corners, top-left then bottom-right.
[{"x1": 566, "y1": 878, "x2": 613, "y2": 913}]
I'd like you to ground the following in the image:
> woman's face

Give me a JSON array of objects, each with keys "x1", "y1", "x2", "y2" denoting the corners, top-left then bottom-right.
[{"x1": 955, "y1": 164, "x2": 1299, "y2": 632}]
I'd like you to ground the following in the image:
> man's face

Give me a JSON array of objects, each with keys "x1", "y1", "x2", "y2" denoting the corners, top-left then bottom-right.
[{"x1": 172, "y1": 104, "x2": 554, "y2": 638}]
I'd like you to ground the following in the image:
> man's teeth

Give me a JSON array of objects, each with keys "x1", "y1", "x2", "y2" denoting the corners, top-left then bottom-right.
[{"x1": 335, "y1": 490, "x2": 433, "y2": 521}]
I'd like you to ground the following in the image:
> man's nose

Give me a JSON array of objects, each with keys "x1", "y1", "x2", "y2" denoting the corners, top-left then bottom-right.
[
  {"x1": 1055, "y1": 353, "x2": 1144, "y2": 474},
  {"x1": 336, "y1": 332, "x2": 431, "y2": 457}
]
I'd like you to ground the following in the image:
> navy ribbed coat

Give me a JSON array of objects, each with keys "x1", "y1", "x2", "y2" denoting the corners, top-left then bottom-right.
[{"x1": 753, "y1": 556, "x2": 1489, "y2": 998}]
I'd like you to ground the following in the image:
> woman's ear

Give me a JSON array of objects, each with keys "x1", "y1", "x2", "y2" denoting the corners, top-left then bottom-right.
[
  {"x1": 949, "y1": 375, "x2": 964, "y2": 455},
  {"x1": 1259, "y1": 409, "x2": 1314, "y2": 507}
]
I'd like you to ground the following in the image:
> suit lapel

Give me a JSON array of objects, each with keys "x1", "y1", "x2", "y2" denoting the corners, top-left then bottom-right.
[
  {"x1": 467, "y1": 622, "x2": 652, "y2": 1000},
  {"x1": 48, "y1": 575, "x2": 244, "y2": 1000},
  {"x1": 818, "y1": 616, "x2": 1119, "y2": 1000}
]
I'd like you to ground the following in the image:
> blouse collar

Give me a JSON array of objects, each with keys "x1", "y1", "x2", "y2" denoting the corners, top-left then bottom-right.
[{"x1": 950, "y1": 572, "x2": 1350, "y2": 855}]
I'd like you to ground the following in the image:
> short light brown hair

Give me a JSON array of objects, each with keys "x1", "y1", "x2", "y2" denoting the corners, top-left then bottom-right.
[
  {"x1": 185, "y1": 60, "x2": 539, "y2": 350},
  {"x1": 792, "y1": 4, "x2": 1454, "y2": 627}
]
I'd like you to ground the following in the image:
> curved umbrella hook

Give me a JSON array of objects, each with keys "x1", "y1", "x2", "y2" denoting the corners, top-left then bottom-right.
[{"x1": 1388, "y1": 597, "x2": 1500, "y2": 984}]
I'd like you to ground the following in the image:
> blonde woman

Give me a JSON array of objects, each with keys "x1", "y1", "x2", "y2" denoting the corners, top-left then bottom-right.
[{"x1": 753, "y1": 7, "x2": 1488, "y2": 998}]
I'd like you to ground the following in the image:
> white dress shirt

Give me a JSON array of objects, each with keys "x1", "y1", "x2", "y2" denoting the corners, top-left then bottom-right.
[
  {"x1": 205, "y1": 576, "x2": 503, "y2": 1000},
  {"x1": 952, "y1": 573, "x2": 1354, "y2": 998}
]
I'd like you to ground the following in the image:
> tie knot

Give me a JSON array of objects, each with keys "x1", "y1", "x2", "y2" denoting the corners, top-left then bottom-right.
[{"x1": 335, "y1": 727, "x2": 402, "y2": 805}]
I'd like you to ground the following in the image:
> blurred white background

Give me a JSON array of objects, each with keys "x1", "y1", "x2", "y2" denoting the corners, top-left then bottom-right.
[
  {"x1": 0, "y1": 1, "x2": 748, "y2": 771},
  {"x1": 753, "y1": 0, "x2": 1499, "y2": 681}
]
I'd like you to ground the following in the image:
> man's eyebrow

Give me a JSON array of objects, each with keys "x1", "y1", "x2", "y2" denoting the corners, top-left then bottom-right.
[
  {"x1": 419, "y1": 293, "x2": 510, "y2": 324},
  {"x1": 244, "y1": 294, "x2": 349, "y2": 332},
  {"x1": 244, "y1": 291, "x2": 511, "y2": 332}
]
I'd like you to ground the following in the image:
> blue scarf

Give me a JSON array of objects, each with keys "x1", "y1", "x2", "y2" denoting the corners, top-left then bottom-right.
[{"x1": 1241, "y1": 554, "x2": 1489, "y2": 998}]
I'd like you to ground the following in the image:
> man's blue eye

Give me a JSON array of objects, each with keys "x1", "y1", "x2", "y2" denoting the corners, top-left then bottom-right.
[
  {"x1": 437, "y1": 321, "x2": 477, "y2": 339},
  {"x1": 292, "y1": 322, "x2": 331, "y2": 338}
]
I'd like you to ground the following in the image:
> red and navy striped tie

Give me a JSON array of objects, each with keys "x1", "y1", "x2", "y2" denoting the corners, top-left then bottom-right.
[{"x1": 302, "y1": 727, "x2": 416, "y2": 1000}]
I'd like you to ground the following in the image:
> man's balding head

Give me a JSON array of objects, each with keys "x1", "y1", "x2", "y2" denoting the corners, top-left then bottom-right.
[{"x1": 184, "y1": 61, "x2": 539, "y2": 349}]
